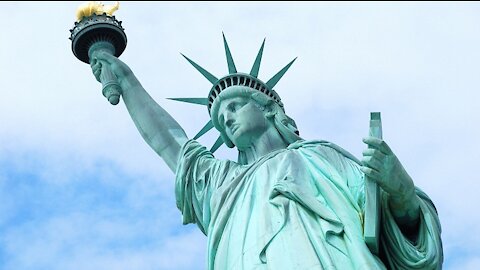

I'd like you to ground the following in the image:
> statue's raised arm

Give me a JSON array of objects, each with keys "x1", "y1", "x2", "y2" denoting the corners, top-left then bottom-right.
[{"x1": 91, "y1": 51, "x2": 188, "y2": 172}]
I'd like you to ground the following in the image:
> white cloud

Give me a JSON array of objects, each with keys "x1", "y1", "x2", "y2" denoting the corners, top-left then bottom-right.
[
  {"x1": 2, "y1": 211, "x2": 206, "y2": 270},
  {"x1": 0, "y1": 150, "x2": 206, "y2": 270}
]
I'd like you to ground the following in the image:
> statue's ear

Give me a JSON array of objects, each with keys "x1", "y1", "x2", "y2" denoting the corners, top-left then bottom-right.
[
  {"x1": 264, "y1": 99, "x2": 277, "y2": 118},
  {"x1": 265, "y1": 110, "x2": 276, "y2": 118},
  {"x1": 251, "y1": 92, "x2": 276, "y2": 118}
]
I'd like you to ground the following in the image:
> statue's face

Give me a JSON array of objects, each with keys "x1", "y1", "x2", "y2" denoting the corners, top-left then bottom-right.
[{"x1": 217, "y1": 96, "x2": 270, "y2": 149}]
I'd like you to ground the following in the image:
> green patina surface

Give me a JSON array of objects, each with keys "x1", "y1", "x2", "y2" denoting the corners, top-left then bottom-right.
[{"x1": 88, "y1": 33, "x2": 443, "y2": 269}]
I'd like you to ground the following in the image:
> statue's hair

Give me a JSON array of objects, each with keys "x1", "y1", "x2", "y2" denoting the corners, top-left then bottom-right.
[{"x1": 210, "y1": 86, "x2": 301, "y2": 163}]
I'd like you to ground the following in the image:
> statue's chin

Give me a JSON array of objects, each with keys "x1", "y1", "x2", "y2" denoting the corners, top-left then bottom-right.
[{"x1": 230, "y1": 133, "x2": 250, "y2": 151}]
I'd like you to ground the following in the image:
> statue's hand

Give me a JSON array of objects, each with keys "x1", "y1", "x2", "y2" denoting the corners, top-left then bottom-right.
[
  {"x1": 362, "y1": 137, "x2": 421, "y2": 229},
  {"x1": 361, "y1": 137, "x2": 415, "y2": 198},
  {"x1": 90, "y1": 51, "x2": 134, "y2": 87}
]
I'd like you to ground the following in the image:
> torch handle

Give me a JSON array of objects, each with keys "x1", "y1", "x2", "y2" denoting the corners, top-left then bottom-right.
[
  {"x1": 88, "y1": 42, "x2": 122, "y2": 105},
  {"x1": 99, "y1": 63, "x2": 121, "y2": 105}
]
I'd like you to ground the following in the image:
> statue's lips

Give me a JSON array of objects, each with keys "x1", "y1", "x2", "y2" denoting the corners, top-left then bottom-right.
[{"x1": 230, "y1": 124, "x2": 239, "y2": 135}]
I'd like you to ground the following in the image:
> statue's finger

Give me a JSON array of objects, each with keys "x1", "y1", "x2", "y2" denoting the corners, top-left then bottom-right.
[
  {"x1": 362, "y1": 156, "x2": 383, "y2": 172},
  {"x1": 362, "y1": 148, "x2": 386, "y2": 160},
  {"x1": 362, "y1": 148, "x2": 375, "y2": 156},
  {"x1": 362, "y1": 137, "x2": 391, "y2": 155},
  {"x1": 90, "y1": 58, "x2": 97, "y2": 68},
  {"x1": 94, "y1": 70, "x2": 101, "y2": 81},
  {"x1": 91, "y1": 62, "x2": 102, "y2": 73},
  {"x1": 362, "y1": 156, "x2": 376, "y2": 168},
  {"x1": 95, "y1": 51, "x2": 117, "y2": 64},
  {"x1": 362, "y1": 137, "x2": 382, "y2": 147},
  {"x1": 92, "y1": 68, "x2": 101, "y2": 79},
  {"x1": 360, "y1": 166, "x2": 381, "y2": 180}
]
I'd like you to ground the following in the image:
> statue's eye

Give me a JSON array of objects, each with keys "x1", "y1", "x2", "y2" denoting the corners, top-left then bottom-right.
[
  {"x1": 228, "y1": 103, "x2": 237, "y2": 112},
  {"x1": 234, "y1": 102, "x2": 247, "y2": 111}
]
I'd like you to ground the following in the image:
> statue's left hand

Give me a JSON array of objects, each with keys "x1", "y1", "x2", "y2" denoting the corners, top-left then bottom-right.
[
  {"x1": 361, "y1": 137, "x2": 415, "y2": 198},
  {"x1": 361, "y1": 137, "x2": 421, "y2": 228}
]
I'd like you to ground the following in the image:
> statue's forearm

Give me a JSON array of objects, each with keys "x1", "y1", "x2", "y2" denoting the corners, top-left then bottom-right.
[
  {"x1": 388, "y1": 181, "x2": 421, "y2": 236},
  {"x1": 121, "y1": 73, "x2": 188, "y2": 172}
]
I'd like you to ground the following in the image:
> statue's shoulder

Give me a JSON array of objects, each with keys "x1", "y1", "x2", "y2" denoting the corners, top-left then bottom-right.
[{"x1": 288, "y1": 139, "x2": 361, "y2": 165}]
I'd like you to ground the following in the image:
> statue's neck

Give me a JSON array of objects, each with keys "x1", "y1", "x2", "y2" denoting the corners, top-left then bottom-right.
[{"x1": 238, "y1": 127, "x2": 288, "y2": 164}]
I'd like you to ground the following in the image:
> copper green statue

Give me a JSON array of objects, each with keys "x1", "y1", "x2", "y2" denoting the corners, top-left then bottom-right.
[{"x1": 89, "y1": 34, "x2": 443, "y2": 269}]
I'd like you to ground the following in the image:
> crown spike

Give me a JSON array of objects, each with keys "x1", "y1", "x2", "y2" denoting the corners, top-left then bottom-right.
[
  {"x1": 265, "y1": 57, "x2": 297, "y2": 89},
  {"x1": 193, "y1": 120, "x2": 214, "y2": 140},
  {"x1": 210, "y1": 136, "x2": 224, "y2": 153},
  {"x1": 167, "y1": 97, "x2": 209, "y2": 106},
  {"x1": 222, "y1": 32, "x2": 237, "y2": 74},
  {"x1": 181, "y1": 53, "x2": 218, "y2": 84},
  {"x1": 250, "y1": 38, "x2": 265, "y2": 78}
]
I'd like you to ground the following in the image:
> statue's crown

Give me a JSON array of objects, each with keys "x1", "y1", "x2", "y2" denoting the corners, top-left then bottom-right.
[
  {"x1": 170, "y1": 33, "x2": 296, "y2": 152},
  {"x1": 206, "y1": 73, "x2": 283, "y2": 113}
]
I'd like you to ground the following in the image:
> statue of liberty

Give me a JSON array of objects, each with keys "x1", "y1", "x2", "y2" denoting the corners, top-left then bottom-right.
[{"x1": 90, "y1": 35, "x2": 443, "y2": 269}]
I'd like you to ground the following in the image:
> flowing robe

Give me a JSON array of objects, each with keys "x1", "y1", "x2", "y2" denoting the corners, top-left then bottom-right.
[{"x1": 175, "y1": 139, "x2": 443, "y2": 269}]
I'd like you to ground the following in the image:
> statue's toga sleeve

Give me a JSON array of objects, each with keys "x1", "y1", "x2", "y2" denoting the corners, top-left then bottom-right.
[
  {"x1": 324, "y1": 144, "x2": 443, "y2": 269},
  {"x1": 379, "y1": 188, "x2": 443, "y2": 269},
  {"x1": 174, "y1": 139, "x2": 234, "y2": 235}
]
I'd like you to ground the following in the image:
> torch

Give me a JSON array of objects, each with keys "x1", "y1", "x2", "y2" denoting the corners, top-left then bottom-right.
[{"x1": 69, "y1": 1, "x2": 127, "y2": 105}]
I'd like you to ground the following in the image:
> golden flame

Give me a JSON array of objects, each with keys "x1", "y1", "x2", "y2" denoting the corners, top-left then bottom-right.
[{"x1": 75, "y1": 1, "x2": 120, "y2": 21}]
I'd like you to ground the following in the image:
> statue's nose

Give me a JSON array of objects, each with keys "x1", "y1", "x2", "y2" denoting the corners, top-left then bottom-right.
[
  {"x1": 225, "y1": 119, "x2": 234, "y2": 128},
  {"x1": 224, "y1": 111, "x2": 234, "y2": 128}
]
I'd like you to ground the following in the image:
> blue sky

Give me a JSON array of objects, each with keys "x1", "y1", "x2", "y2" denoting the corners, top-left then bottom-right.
[{"x1": 1, "y1": 2, "x2": 479, "y2": 269}]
